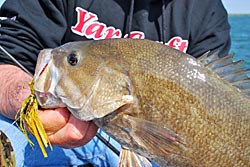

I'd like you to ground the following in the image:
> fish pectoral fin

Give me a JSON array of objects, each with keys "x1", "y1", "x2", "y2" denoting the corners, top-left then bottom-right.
[
  {"x1": 123, "y1": 115, "x2": 186, "y2": 156},
  {"x1": 118, "y1": 147, "x2": 152, "y2": 167}
]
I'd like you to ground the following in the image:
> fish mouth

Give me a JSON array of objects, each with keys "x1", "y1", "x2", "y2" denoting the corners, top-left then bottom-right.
[
  {"x1": 34, "y1": 49, "x2": 66, "y2": 109},
  {"x1": 35, "y1": 91, "x2": 66, "y2": 109}
]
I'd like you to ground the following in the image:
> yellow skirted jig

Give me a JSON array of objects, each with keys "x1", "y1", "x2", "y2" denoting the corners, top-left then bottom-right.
[{"x1": 15, "y1": 80, "x2": 52, "y2": 158}]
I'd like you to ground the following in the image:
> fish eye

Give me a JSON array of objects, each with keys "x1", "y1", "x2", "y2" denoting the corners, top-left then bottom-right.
[{"x1": 67, "y1": 51, "x2": 79, "y2": 66}]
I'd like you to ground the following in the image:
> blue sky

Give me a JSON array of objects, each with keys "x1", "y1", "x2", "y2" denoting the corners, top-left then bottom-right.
[
  {"x1": 222, "y1": 0, "x2": 250, "y2": 14},
  {"x1": 0, "y1": 0, "x2": 249, "y2": 14}
]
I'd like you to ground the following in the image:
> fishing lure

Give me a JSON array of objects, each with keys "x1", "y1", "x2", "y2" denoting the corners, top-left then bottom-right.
[
  {"x1": 16, "y1": 80, "x2": 52, "y2": 157},
  {"x1": 0, "y1": 45, "x2": 52, "y2": 157}
]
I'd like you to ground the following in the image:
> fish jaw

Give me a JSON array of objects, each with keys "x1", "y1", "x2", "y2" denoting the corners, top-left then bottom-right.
[
  {"x1": 34, "y1": 49, "x2": 66, "y2": 109},
  {"x1": 35, "y1": 91, "x2": 66, "y2": 109}
]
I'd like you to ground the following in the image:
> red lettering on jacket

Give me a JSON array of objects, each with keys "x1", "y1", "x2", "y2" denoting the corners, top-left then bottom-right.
[
  {"x1": 72, "y1": 7, "x2": 122, "y2": 39},
  {"x1": 71, "y1": 7, "x2": 98, "y2": 36},
  {"x1": 85, "y1": 22, "x2": 122, "y2": 39},
  {"x1": 85, "y1": 22, "x2": 105, "y2": 39},
  {"x1": 105, "y1": 27, "x2": 122, "y2": 39},
  {"x1": 71, "y1": 7, "x2": 189, "y2": 53},
  {"x1": 167, "y1": 37, "x2": 188, "y2": 53}
]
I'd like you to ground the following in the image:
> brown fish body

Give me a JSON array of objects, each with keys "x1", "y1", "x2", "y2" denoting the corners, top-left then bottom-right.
[{"x1": 34, "y1": 39, "x2": 250, "y2": 167}]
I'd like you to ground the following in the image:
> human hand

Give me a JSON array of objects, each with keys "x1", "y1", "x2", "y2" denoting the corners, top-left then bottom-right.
[
  {"x1": 0, "y1": 65, "x2": 97, "y2": 148},
  {"x1": 38, "y1": 107, "x2": 98, "y2": 148}
]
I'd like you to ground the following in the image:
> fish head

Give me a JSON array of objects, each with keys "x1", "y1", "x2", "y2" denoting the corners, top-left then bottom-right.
[{"x1": 34, "y1": 40, "x2": 133, "y2": 121}]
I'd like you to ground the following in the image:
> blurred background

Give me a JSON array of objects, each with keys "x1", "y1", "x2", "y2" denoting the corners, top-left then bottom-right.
[
  {"x1": 0, "y1": 0, "x2": 249, "y2": 64},
  {"x1": 221, "y1": 0, "x2": 250, "y2": 66}
]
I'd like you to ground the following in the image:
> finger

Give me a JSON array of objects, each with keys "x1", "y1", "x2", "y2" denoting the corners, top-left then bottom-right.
[
  {"x1": 38, "y1": 108, "x2": 70, "y2": 135},
  {"x1": 48, "y1": 115, "x2": 98, "y2": 148}
]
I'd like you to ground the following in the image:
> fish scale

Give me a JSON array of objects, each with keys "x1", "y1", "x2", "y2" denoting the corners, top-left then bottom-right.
[{"x1": 34, "y1": 39, "x2": 250, "y2": 167}]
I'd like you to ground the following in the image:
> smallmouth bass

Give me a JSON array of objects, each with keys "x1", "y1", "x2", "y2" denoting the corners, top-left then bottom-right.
[{"x1": 33, "y1": 39, "x2": 250, "y2": 167}]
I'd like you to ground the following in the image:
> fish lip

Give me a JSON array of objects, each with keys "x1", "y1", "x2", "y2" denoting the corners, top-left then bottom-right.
[
  {"x1": 34, "y1": 48, "x2": 66, "y2": 109},
  {"x1": 35, "y1": 90, "x2": 66, "y2": 109},
  {"x1": 34, "y1": 49, "x2": 53, "y2": 79}
]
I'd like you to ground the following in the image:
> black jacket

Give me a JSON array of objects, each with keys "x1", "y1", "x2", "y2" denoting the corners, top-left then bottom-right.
[{"x1": 0, "y1": 0, "x2": 231, "y2": 74}]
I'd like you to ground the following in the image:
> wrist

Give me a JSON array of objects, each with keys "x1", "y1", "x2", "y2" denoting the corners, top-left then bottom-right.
[{"x1": 0, "y1": 65, "x2": 32, "y2": 119}]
